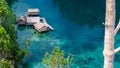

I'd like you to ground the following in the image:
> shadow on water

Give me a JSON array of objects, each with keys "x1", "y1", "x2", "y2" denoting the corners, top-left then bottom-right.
[
  {"x1": 52, "y1": 0, "x2": 105, "y2": 27},
  {"x1": 6, "y1": 0, "x2": 18, "y2": 6},
  {"x1": 17, "y1": 25, "x2": 27, "y2": 31},
  {"x1": 17, "y1": 25, "x2": 36, "y2": 31},
  {"x1": 81, "y1": 42, "x2": 97, "y2": 52},
  {"x1": 17, "y1": 25, "x2": 49, "y2": 37},
  {"x1": 34, "y1": 31, "x2": 49, "y2": 38},
  {"x1": 52, "y1": 0, "x2": 120, "y2": 27}
]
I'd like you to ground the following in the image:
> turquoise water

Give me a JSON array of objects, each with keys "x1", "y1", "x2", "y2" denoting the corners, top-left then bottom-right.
[{"x1": 12, "y1": 0, "x2": 120, "y2": 68}]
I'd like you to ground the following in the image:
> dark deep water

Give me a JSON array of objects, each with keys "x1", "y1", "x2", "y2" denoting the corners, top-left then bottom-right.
[{"x1": 12, "y1": 0, "x2": 120, "y2": 68}]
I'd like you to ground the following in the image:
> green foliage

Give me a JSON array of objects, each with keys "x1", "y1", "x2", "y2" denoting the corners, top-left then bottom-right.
[
  {"x1": 0, "y1": 25, "x2": 11, "y2": 58},
  {"x1": 5, "y1": 0, "x2": 18, "y2": 7},
  {"x1": 23, "y1": 38, "x2": 31, "y2": 56},
  {"x1": 0, "y1": 0, "x2": 16, "y2": 23},
  {"x1": 0, "y1": 25, "x2": 24, "y2": 67},
  {"x1": 0, "y1": 0, "x2": 10, "y2": 23},
  {"x1": 0, "y1": 0, "x2": 25, "y2": 67},
  {"x1": 0, "y1": 0, "x2": 9, "y2": 15},
  {"x1": 1, "y1": 8, "x2": 16, "y2": 41},
  {"x1": 23, "y1": 38, "x2": 31, "y2": 48},
  {"x1": 0, "y1": 58, "x2": 12, "y2": 68},
  {"x1": 0, "y1": 25, "x2": 13, "y2": 68},
  {"x1": 42, "y1": 46, "x2": 73, "y2": 68}
]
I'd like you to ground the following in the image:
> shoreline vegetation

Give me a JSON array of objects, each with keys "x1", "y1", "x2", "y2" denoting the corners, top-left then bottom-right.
[
  {"x1": 0, "y1": 0, "x2": 25, "y2": 68},
  {"x1": 0, "y1": 0, "x2": 71, "y2": 68}
]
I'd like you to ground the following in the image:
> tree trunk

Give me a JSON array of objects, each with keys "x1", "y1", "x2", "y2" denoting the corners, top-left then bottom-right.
[{"x1": 103, "y1": 0, "x2": 115, "y2": 68}]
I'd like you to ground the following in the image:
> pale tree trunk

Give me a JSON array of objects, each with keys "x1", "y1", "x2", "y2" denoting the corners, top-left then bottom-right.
[{"x1": 103, "y1": 0, "x2": 120, "y2": 68}]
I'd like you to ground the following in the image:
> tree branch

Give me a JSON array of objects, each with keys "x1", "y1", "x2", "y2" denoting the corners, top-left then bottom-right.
[
  {"x1": 114, "y1": 20, "x2": 120, "y2": 36},
  {"x1": 114, "y1": 47, "x2": 120, "y2": 53}
]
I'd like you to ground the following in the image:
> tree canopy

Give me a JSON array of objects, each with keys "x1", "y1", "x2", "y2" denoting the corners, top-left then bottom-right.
[
  {"x1": 0, "y1": 25, "x2": 24, "y2": 67},
  {"x1": 0, "y1": 0, "x2": 9, "y2": 15},
  {"x1": 42, "y1": 46, "x2": 73, "y2": 68},
  {"x1": 0, "y1": 0, "x2": 9, "y2": 23},
  {"x1": 0, "y1": 0, "x2": 25, "y2": 67}
]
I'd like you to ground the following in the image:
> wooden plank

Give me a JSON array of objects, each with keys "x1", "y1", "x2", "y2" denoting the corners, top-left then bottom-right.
[
  {"x1": 27, "y1": 17, "x2": 39, "y2": 25},
  {"x1": 28, "y1": 8, "x2": 39, "y2": 13},
  {"x1": 40, "y1": 18, "x2": 54, "y2": 30}
]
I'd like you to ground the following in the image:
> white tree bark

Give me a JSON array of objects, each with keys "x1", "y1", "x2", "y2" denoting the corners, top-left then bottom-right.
[
  {"x1": 114, "y1": 20, "x2": 120, "y2": 36},
  {"x1": 103, "y1": 0, "x2": 115, "y2": 68},
  {"x1": 103, "y1": 0, "x2": 120, "y2": 68}
]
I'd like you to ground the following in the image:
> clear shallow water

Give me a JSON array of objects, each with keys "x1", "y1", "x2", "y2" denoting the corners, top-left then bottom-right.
[{"x1": 12, "y1": 0, "x2": 120, "y2": 68}]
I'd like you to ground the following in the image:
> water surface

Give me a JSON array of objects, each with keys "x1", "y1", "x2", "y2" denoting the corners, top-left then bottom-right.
[{"x1": 13, "y1": 0, "x2": 120, "y2": 68}]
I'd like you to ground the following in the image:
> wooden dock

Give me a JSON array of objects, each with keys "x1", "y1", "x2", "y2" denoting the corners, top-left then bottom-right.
[
  {"x1": 40, "y1": 17, "x2": 54, "y2": 30},
  {"x1": 17, "y1": 8, "x2": 54, "y2": 32},
  {"x1": 33, "y1": 17, "x2": 54, "y2": 32}
]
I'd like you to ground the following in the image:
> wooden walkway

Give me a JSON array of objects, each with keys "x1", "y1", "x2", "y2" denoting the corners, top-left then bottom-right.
[
  {"x1": 26, "y1": 8, "x2": 54, "y2": 32},
  {"x1": 39, "y1": 17, "x2": 54, "y2": 30},
  {"x1": 33, "y1": 17, "x2": 54, "y2": 32}
]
